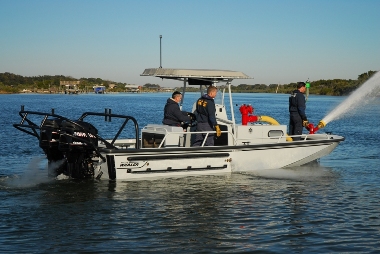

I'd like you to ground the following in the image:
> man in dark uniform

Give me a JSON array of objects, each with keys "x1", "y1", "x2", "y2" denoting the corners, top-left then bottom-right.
[
  {"x1": 289, "y1": 82, "x2": 308, "y2": 141},
  {"x1": 162, "y1": 91, "x2": 191, "y2": 129},
  {"x1": 192, "y1": 86, "x2": 221, "y2": 146}
]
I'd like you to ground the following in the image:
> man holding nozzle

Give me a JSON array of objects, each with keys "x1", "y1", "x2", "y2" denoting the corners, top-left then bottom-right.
[
  {"x1": 289, "y1": 82, "x2": 308, "y2": 141},
  {"x1": 192, "y1": 86, "x2": 221, "y2": 146}
]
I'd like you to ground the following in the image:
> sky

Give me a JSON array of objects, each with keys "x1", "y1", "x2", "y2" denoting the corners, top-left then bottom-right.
[{"x1": 1, "y1": 0, "x2": 379, "y2": 87}]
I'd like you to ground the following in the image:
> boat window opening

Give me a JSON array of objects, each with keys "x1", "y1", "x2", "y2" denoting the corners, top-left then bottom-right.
[
  {"x1": 142, "y1": 133, "x2": 165, "y2": 148},
  {"x1": 268, "y1": 130, "x2": 284, "y2": 137}
]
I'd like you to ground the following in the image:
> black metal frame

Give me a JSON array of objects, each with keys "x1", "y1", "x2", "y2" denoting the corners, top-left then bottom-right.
[{"x1": 13, "y1": 106, "x2": 140, "y2": 162}]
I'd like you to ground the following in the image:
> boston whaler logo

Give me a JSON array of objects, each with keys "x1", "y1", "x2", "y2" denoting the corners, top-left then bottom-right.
[
  {"x1": 120, "y1": 162, "x2": 139, "y2": 167},
  {"x1": 119, "y1": 161, "x2": 147, "y2": 170}
]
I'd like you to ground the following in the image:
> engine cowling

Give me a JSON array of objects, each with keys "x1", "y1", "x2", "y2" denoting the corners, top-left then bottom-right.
[{"x1": 58, "y1": 120, "x2": 98, "y2": 151}]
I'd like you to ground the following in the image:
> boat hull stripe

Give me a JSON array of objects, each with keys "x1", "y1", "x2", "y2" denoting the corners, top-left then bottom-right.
[
  {"x1": 127, "y1": 152, "x2": 230, "y2": 161},
  {"x1": 131, "y1": 164, "x2": 228, "y2": 174}
]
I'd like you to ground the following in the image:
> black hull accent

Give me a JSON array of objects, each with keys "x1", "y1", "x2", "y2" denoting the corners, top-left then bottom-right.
[
  {"x1": 106, "y1": 155, "x2": 116, "y2": 180},
  {"x1": 127, "y1": 152, "x2": 230, "y2": 161},
  {"x1": 131, "y1": 164, "x2": 228, "y2": 174}
]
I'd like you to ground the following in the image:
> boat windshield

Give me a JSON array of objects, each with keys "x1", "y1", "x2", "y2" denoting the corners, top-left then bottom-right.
[{"x1": 214, "y1": 88, "x2": 224, "y2": 105}]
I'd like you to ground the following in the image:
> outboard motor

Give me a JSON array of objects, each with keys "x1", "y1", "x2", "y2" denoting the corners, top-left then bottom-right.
[
  {"x1": 59, "y1": 120, "x2": 98, "y2": 151},
  {"x1": 58, "y1": 120, "x2": 99, "y2": 179},
  {"x1": 39, "y1": 118, "x2": 66, "y2": 177},
  {"x1": 40, "y1": 118, "x2": 63, "y2": 156}
]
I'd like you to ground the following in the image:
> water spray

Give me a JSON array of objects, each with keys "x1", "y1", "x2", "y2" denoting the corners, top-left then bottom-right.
[{"x1": 321, "y1": 71, "x2": 380, "y2": 125}]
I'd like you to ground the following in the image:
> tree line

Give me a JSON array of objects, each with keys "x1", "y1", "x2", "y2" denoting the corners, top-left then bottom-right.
[
  {"x1": 227, "y1": 71, "x2": 377, "y2": 95},
  {"x1": 0, "y1": 73, "x2": 142, "y2": 93},
  {"x1": 0, "y1": 70, "x2": 377, "y2": 95}
]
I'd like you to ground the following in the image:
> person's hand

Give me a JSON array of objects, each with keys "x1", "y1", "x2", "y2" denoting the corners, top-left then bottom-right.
[
  {"x1": 187, "y1": 112, "x2": 196, "y2": 121},
  {"x1": 215, "y1": 125, "x2": 221, "y2": 137},
  {"x1": 302, "y1": 120, "x2": 309, "y2": 127},
  {"x1": 181, "y1": 121, "x2": 190, "y2": 129}
]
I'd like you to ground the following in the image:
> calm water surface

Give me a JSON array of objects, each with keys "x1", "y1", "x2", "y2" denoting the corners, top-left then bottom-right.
[{"x1": 0, "y1": 93, "x2": 379, "y2": 253}]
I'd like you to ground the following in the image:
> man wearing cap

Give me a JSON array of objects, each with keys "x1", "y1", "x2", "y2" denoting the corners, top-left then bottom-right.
[
  {"x1": 289, "y1": 82, "x2": 308, "y2": 140},
  {"x1": 162, "y1": 91, "x2": 192, "y2": 129}
]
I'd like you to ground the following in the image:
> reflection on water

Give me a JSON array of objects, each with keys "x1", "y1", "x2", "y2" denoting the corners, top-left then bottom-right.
[
  {"x1": 243, "y1": 164, "x2": 339, "y2": 182},
  {"x1": 1, "y1": 162, "x2": 379, "y2": 253}
]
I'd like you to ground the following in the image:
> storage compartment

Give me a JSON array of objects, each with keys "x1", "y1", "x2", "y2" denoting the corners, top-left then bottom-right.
[
  {"x1": 141, "y1": 124, "x2": 184, "y2": 148},
  {"x1": 236, "y1": 124, "x2": 287, "y2": 145}
]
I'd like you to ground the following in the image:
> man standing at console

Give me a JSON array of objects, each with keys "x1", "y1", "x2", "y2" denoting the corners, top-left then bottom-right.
[
  {"x1": 289, "y1": 82, "x2": 308, "y2": 141},
  {"x1": 192, "y1": 86, "x2": 221, "y2": 146}
]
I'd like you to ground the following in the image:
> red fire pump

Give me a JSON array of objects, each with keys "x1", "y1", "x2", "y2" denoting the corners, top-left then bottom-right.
[
  {"x1": 239, "y1": 104, "x2": 326, "y2": 135},
  {"x1": 239, "y1": 104, "x2": 258, "y2": 125},
  {"x1": 305, "y1": 121, "x2": 325, "y2": 134}
]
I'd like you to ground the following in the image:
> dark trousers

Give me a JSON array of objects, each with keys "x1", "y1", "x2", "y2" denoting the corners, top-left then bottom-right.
[
  {"x1": 289, "y1": 113, "x2": 303, "y2": 141},
  {"x1": 192, "y1": 122, "x2": 214, "y2": 146}
]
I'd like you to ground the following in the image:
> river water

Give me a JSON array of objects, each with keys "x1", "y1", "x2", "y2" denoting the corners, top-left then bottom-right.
[{"x1": 0, "y1": 92, "x2": 379, "y2": 253}]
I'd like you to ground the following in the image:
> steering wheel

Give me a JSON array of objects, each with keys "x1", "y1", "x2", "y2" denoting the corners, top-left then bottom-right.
[{"x1": 181, "y1": 112, "x2": 197, "y2": 128}]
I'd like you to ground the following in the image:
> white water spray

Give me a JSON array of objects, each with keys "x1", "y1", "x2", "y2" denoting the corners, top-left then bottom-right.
[
  {"x1": 322, "y1": 71, "x2": 380, "y2": 124},
  {"x1": 6, "y1": 156, "x2": 52, "y2": 188}
]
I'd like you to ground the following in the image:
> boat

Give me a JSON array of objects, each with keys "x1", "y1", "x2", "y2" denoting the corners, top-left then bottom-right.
[{"x1": 13, "y1": 68, "x2": 344, "y2": 180}]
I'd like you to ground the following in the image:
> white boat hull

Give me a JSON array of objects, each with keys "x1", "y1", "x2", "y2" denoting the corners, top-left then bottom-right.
[{"x1": 95, "y1": 135, "x2": 343, "y2": 180}]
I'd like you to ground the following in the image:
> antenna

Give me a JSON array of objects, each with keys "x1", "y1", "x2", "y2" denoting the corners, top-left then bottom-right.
[{"x1": 159, "y1": 35, "x2": 162, "y2": 68}]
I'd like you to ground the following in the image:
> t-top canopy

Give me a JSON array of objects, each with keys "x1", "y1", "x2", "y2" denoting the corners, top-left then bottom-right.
[{"x1": 141, "y1": 68, "x2": 252, "y2": 82}]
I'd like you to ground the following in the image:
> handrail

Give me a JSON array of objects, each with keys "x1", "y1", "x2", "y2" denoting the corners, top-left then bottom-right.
[
  {"x1": 153, "y1": 130, "x2": 334, "y2": 148},
  {"x1": 154, "y1": 129, "x2": 236, "y2": 148},
  {"x1": 79, "y1": 111, "x2": 140, "y2": 149}
]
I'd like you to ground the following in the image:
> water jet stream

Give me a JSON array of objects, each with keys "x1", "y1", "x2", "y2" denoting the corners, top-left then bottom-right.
[{"x1": 321, "y1": 71, "x2": 380, "y2": 125}]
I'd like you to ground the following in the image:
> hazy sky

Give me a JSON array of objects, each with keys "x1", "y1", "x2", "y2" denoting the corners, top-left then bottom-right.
[{"x1": 1, "y1": 0, "x2": 379, "y2": 87}]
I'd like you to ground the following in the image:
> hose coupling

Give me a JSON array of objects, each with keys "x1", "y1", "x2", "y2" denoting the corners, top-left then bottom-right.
[{"x1": 317, "y1": 120, "x2": 326, "y2": 129}]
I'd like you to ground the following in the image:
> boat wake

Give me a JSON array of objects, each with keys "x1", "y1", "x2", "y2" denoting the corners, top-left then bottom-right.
[
  {"x1": 238, "y1": 165, "x2": 338, "y2": 181},
  {"x1": 3, "y1": 156, "x2": 53, "y2": 188}
]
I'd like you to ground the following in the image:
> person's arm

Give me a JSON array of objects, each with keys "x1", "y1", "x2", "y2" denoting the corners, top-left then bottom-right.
[
  {"x1": 207, "y1": 101, "x2": 217, "y2": 127},
  {"x1": 297, "y1": 94, "x2": 307, "y2": 120},
  {"x1": 172, "y1": 106, "x2": 191, "y2": 122}
]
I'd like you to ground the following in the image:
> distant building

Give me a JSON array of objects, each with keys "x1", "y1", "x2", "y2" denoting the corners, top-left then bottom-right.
[
  {"x1": 162, "y1": 87, "x2": 174, "y2": 92},
  {"x1": 60, "y1": 81, "x2": 80, "y2": 94},
  {"x1": 125, "y1": 84, "x2": 140, "y2": 93}
]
